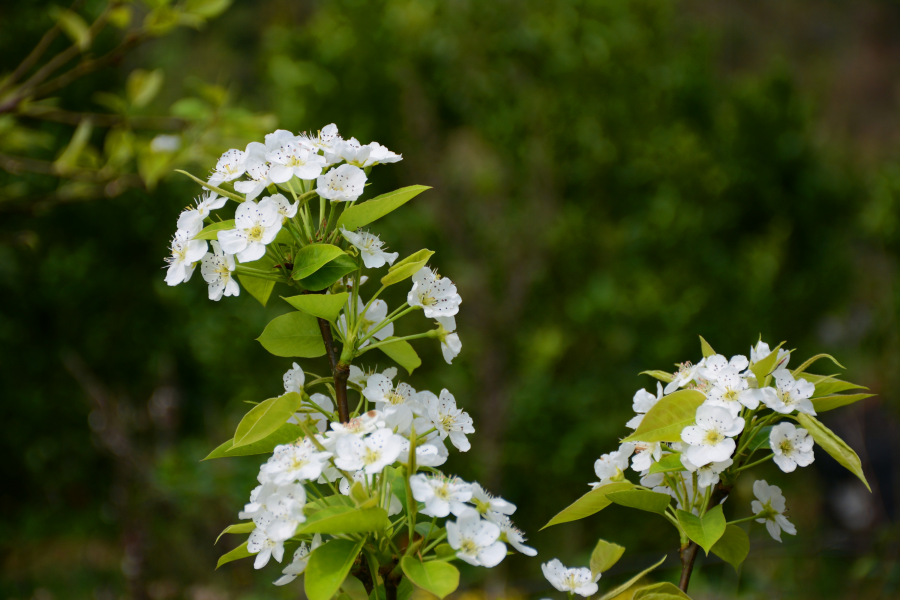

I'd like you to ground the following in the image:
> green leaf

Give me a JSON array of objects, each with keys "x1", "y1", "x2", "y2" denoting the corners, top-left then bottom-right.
[
  {"x1": 304, "y1": 494, "x2": 355, "y2": 516},
  {"x1": 51, "y1": 8, "x2": 91, "y2": 50},
  {"x1": 194, "y1": 220, "x2": 235, "y2": 240},
  {"x1": 590, "y1": 539, "x2": 626, "y2": 579},
  {"x1": 238, "y1": 254, "x2": 278, "y2": 307},
  {"x1": 648, "y1": 453, "x2": 684, "y2": 475},
  {"x1": 792, "y1": 353, "x2": 846, "y2": 377},
  {"x1": 640, "y1": 370, "x2": 675, "y2": 383},
  {"x1": 749, "y1": 341, "x2": 786, "y2": 384},
  {"x1": 297, "y1": 506, "x2": 390, "y2": 535},
  {"x1": 699, "y1": 336, "x2": 716, "y2": 358},
  {"x1": 257, "y1": 311, "x2": 326, "y2": 357},
  {"x1": 541, "y1": 482, "x2": 634, "y2": 529},
  {"x1": 621, "y1": 389, "x2": 706, "y2": 443},
  {"x1": 400, "y1": 557, "x2": 460, "y2": 599},
  {"x1": 215, "y1": 522, "x2": 255, "y2": 544},
  {"x1": 292, "y1": 244, "x2": 347, "y2": 280},
  {"x1": 676, "y1": 505, "x2": 726, "y2": 555},
  {"x1": 216, "y1": 541, "x2": 252, "y2": 569},
  {"x1": 381, "y1": 249, "x2": 434, "y2": 286},
  {"x1": 797, "y1": 414, "x2": 871, "y2": 491},
  {"x1": 710, "y1": 524, "x2": 749, "y2": 573},
  {"x1": 377, "y1": 338, "x2": 422, "y2": 375},
  {"x1": 337, "y1": 186, "x2": 431, "y2": 231},
  {"x1": 607, "y1": 490, "x2": 671, "y2": 514},
  {"x1": 415, "y1": 522, "x2": 444, "y2": 539},
  {"x1": 397, "y1": 576, "x2": 415, "y2": 600},
  {"x1": 595, "y1": 555, "x2": 667, "y2": 600},
  {"x1": 632, "y1": 582, "x2": 691, "y2": 600},
  {"x1": 811, "y1": 393, "x2": 875, "y2": 413},
  {"x1": 810, "y1": 377, "x2": 867, "y2": 398},
  {"x1": 126, "y1": 69, "x2": 164, "y2": 108},
  {"x1": 340, "y1": 575, "x2": 370, "y2": 600},
  {"x1": 185, "y1": 0, "x2": 233, "y2": 19},
  {"x1": 305, "y1": 539, "x2": 365, "y2": 600},
  {"x1": 748, "y1": 426, "x2": 774, "y2": 452},
  {"x1": 297, "y1": 254, "x2": 358, "y2": 291},
  {"x1": 283, "y1": 292, "x2": 349, "y2": 322},
  {"x1": 203, "y1": 423, "x2": 304, "y2": 460},
  {"x1": 435, "y1": 544, "x2": 456, "y2": 559},
  {"x1": 232, "y1": 392, "x2": 303, "y2": 449}
]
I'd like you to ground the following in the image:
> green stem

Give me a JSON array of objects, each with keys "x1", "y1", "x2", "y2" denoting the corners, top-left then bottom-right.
[
  {"x1": 404, "y1": 426, "x2": 418, "y2": 557},
  {"x1": 727, "y1": 515, "x2": 761, "y2": 526},
  {"x1": 325, "y1": 201, "x2": 338, "y2": 237},
  {"x1": 175, "y1": 170, "x2": 244, "y2": 202},
  {"x1": 358, "y1": 331, "x2": 437, "y2": 355},
  {"x1": 234, "y1": 265, "x2": 288, "y2": 282},
  {"x1": 420, "y1": 531, "x2": 447, "y2": 555},
  {"x1": 357, "y1": 306, "x2": 418, "y2": 347},
  {"x1": 733, "y1": 453, "x2": 774, "y2": 473},
  {"x1": 351, "y1": 284, "x2": 388, "y2": 341}
]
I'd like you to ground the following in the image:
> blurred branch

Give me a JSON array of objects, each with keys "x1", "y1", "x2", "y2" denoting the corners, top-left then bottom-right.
[
  {"x1": 0, "y1": 151, "x2": 142, "y2": 184},
  {"x1": 20, "y1": 105, "x2": 187, "y2": 130}
]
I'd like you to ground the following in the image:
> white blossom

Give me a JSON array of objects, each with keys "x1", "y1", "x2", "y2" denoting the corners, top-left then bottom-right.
[
  {"x1": 759, "y1": 369, "x2": 817, "y2": 415},
  {"x1": 200, "y1": 240, "x2": 239, "y2": 301},
  {"x1": 348, "y1": 366, "x2": 396, "y2": 389},
  {"x1": 217, "y1": 199, "x2": 282, "y2": 263},
  {"x1": 409, "y1": 474, "x2": 472, "y2": 518},
  {"x1": 332, "y1": 138, "x2": 402, "y2": 167},
  {"x1": 247, "y1": 527, "x2": 284, "y2": 569},
  {"x1": 150, "y1": 134, "x2": 181, "y2": 153},
  {"x1": 334, "y1": 428, "x2": 403, "y2": 474},
  {"x1": 703, "y1": 366, "x2": 766, "y2": 417},
  {"x1": 626, "y1": 382, "x2": 663, "y2": 429},
  {"x1": 261, "y1": 439, "x2": 333, "y2": 484},
  {"x1": 209, "y1": 148, "x2": 247, "y2": 185},
  {"x1": 164, "y1": 230, "x2": 207, "y2": 286},
  {"x1": 298, "y1": 123, "x2": 341, "y2": 154},
  {"x1": 417, "y1": 389, "x2": 474, "y2": 452},
  {"x1": 316, "y1": 164, "x2": 367, "y2": 202},
  {"x1": 289, "y1": 392, "x2": 335, "y2": 433},
  {"x1": 750, "y1": 341, "x2": 790, "y2": 370},
  {"x1": 541, "y1": 559, "x2": 599, "y2": 597},
  {"x1": 337, "y1": 297, "x2": 394, "y2": 347},
  {"x1": 177, "y1": 191, "x2": 227, "y2": 233},
  {"x1": 769, "y1": 422, "x2": 815, "y2": 473},
  {"x1": 267, "y1": 142, "x2": 327, "y2": 183},
  {"x1": 341, "y1": 228, "x2": 399, "y2": 269},
  {"x1": 283, "y1": 363, "x2": 305, "y2": 394},
  {"x1": 680, "y1": 455, "x2": 733, "y2": 489},
  {"x1": 273, "y1": 535, "x2": 322, "y2": 586},
  {"x1": 267, "y1": 193, "x2": 299, "y2": 221},
  {"x1": 397, "y1": 438, "x2": 449, "y2": 467},
  {"x1": 234, "y1": 142, "x2": 272, "y2": 201},
  {"x1": 630, "y1": 441, "x2": 662, "y2": 472},
  {"x1": 752, "y1": 479, "x2": 797, "y2": 542},
  {"x1": 435, "y1": 316, "x2": 462, "y2": 364},
  {"x1": 592, "y1": 443, "x2": 635, "y2": 486},
  {"x1": 681, "y1": 405, "x2": 744, "y2": 467},
  {"x1": 698, "y1": 354, "x2": 749, "y2": 382},
  {"x1": 446, "y1": 508, "x2": 506, "y2": 568},
  {"x1": 664, "y1": 360, "x2": 704, "y2": 395},
  {"x1": 469, "y1": 483, "x2": 516, "y2": 518},
  {"x1": 363, "y1": 375, "x2": 420, "y2": 413},
  {"x1": 493, "y1": 515, "x2": 537, "y2": 556},
  {"x1": 407, "y1": 268, "x2": 462, "y2": 318}
]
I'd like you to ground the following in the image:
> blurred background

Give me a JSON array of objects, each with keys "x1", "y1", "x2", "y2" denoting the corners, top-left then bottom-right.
[{"x1": 2, "y1": 0, "x2": 900, "y2": 598}]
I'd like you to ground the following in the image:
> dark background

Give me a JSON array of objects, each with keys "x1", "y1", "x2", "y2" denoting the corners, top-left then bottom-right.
[{"x1": 2, "y1": 1, "x2": 900, "y2": 598}]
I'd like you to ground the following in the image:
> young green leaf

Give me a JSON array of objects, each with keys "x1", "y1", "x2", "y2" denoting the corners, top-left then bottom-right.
[
  {"x1": 381, "y1": 249, "x2": 434, "y2": 286},
  {"x1": 400, "y1": 557, "x2": 460, "y2": 599},
  {"x1": 590, "y1": 539, "x2": 626, "y2": 579},
  {"x1": 297, "y1": 254, "x2": 358, "y2": 291},
  {"x1": 434, "y1": 544, "x2": 456, "y2": 560},
  {"x1": 648, "y1": 452, "x2": 684, "y2": 475},
  {"x1": 215, "y1": 522, "x2": 255, "y2": 544},
  {"x1": 216, "y1": 541, "x2": 252, "y2": 569},
  {"x1": 639, "y1": 370, "x2": 675, "y2": 383},
  {"x1": 232, "y1": 392, "x2": 303, "y2": 449},
  {"x1": 595, "y1": 555, "x2": 667, "y2": 600},
  {"x1": 257, "y1": 311, "x2": 326, "y2": 357},
  {"x1": 337, "y1": 185, "x2": 431, "y2": 231},
  {"x1": 304, "y1": 494, "x2": 355, "y2": 516},
  {"x1": 195, "y1": 220, "x2": 235, "y2": 240},
  {"x1": 621, "y1": 389, "x2": 706, "y2": 443},
  {"x1": 632, "y1": 581, "x2": 691, "y2": 599},
  {"x1": 292, "y1": 244, "x2": 347, "y2": 280},
  {"x1": 541, "y1": 482, "x2": 634, "y2": 529},
  {"x1": 283, "y1": 292, "x2": 349, "y2": 322},
  {"x1": 710, "y1": 524, "x2": 750, "y2": 573},
  {"x1": 797, "y1": 414, "x2": 871, "y2": 491},
  {"x1": 305, "y1": 539, "x2": 365, "y2": 600},
  {"x1": 203, "y1": 423, "x2": 305, "y2": 460},
  {"x1": 297, "y1": 506, "x2": 390, "y2": 534},
  {"x1": 747, "y1": 425, "x2": 774, "y2": 452},
  {"x1": 238, "y1": 254, "x2": 278, "y2": 307},
  {"x1": 377, "y1": 338, "x2": 422, "y2": 375},
  {"x1": 676, "y1": 505, "x2": 726, "y2": 555},
  {"x1": 339, "y1": 575, "x2": 369, "y2": 600},
  {"x1": 606, "y1": 490, "x2": 671, "y2": 514},
  {"x1": 699, "y1": 336, "x2": 716, "y2": 358},
  {"x1": 811, "y1": 393, "x2": 875, "y2": 413},
  {"x1": 397, "y1": 576, "x2": 416, "y2": 600},
  {"x1": 810, "y1": 377, "x2": 867, "y2": 398},
  {"x1": 749, "y1": 341, "x2": 786, "y2": 384},
  {"x1": 792, "y1": 353, "x2": 846, "y2": 377}
]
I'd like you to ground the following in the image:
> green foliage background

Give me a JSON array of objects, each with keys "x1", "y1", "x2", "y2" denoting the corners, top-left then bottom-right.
[{"x1": 2, "y1": 0, "x2": 900, "y2": 598}]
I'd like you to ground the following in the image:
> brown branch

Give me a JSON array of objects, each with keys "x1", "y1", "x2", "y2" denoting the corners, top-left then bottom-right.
[
  {"x1": 0, "y1": 23, "x2": 61, "y2": 97},
  {"x1": 20, "y1": 105, "x2": 187, "y2": 130},
  {"x1": 678, "y1": 483, "x2": 732, "y2": 592},
  {"x1": 0, "y1": 151, "x2": 140, "y2": 184},
  {"x1": 317, "y1": 317, "x2": 350, "y2": 422}
]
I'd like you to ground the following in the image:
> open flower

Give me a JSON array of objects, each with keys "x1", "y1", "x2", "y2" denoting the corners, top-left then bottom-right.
[
  {"x1": 752, "y1": 479, "x2": 797, "y2": 542},
  {"x1": 418, "y1": 389, "x2": 475, "y2": 452},
  {"x1": 316, "y1": 164, "x2": 367, "y2": 202},
  {"x1": 492, "y1": 515, "x2": 537, "y2": 556},
  {"x1": 298, "y1": 123, "x2": 341, "y2": 154},
  {"x1": 703, "y1": 366, "x2": 765, "y2": 417},
  {"x1": 750, "y1": 341, "x2": 790, "y2": 370},
  {"x1": 447, "y1": 508, "x2": 506, "y2": 568},
  {"x1": 341, "y1": 228, "x2": 399, "y2": 269},
  {"x1": 435, "y1": 316, "x2": 462, "y2": 364},
  {"x1": 626, "y1": 382, "x2": 663, "y2": 429},
  {"x1": 407, "y1": 267, "x2": 462, "y2": 318},
  {"x1": 283, "y1": 363, "x2": 305, "y2": 394},
  {"x1": 208, "y1": 148, "x2": 247, "y2": 185},
  {"x1": 681, "y1": 405, "x2": 744, "y2": 467},
  {"x1": 266, "y1": 193, "x2": 299, "y2": 221},
  {"x1": 273, "y1": 535, "x2": 322, "y2": 586},
  {"x1": 769, "y1": 422, "x2": 815, "y2": 473},
  {"x1": 398, "y1": 438, "x2": 448, "y2": 467},
  {"x1": 266, "y1": 142, "x2": 327, "y2": 183},
  {"x1": 759, "y1": 369, "x2": 816, "y2": 415},
  {"x1": 200, "y1": 241, "x2": 239, "y2": 301},
  {"x1": 680, "y1": 455, "x2": 733, "y2": 489},
  {"x1": 592, "y1": 443, "x2": 635, "y2": 486},
  {"x1": 217, "y1": 199, "x2": 282, "y2": 263},
  {"x1": 177, "y1": 191, "x2": 227, "y2": 233},
  {"x1": 334, "y1": 428, "x2": 403, "y2": 474},
  {"x1": 469, "y1": 483, "x2": 516, "y2": 518},
  {"x1": 363, "y1": 374, "x2": 420, "y2": 413},
  {"x1": 630, "y1": 441, "x2": 663, "y2": 472},
  {"x1": 247, "y1": 527, "x2": 284, "y2": 570},
  {"x1": 698, "y1": 354, "x2": 749, "y2": 382},
  {"x1": 665, "y1": 360, "x2": 704, "y2": 394},
  {"x1": 409, "y1": 474, "x2": 472, "y2": 517},
  {"x1": 261, "y1": 440, "x2": 333, "y2": 484},
  {"x1": 541, "y1": 559, "x2": 599, "y2": 597},
  {"x1": 165, "y1": 230, "x2": 207, "y2": 286}
]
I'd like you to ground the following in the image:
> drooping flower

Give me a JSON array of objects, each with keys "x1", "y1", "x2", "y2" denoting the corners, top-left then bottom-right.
[
  {"x1": 703, "y1": 367, "x2": 765, "y2": 417},
  {"x1": 217, "y1": 199, "x2": 282, "y2": 263},
  {"x1": 759, "y1": 369, "x2": 817, "y2": 415},
  {"x1": 592, "y1": 443, "x2": 635, "y2": 486},
  {"x1": 200, "y1": 240, "x2": 239, "y2": 301},
  {"x1": 283, "y1": 363, "x2": 305, "y2": 394},
  {"x1": 273, "y1": 535, "x2": 322, "y2": 586},
  {"x1": 177, "y1": 191, "x2": 227, "y2": 233},
  {"x1": 266, "y1": 142, "x2": 327, "y2": 182},
  {"x1": 407, "y1": 268, "x2": 462, "y2": 318},
  {"x1": 332, "y1": 138, "x2": 402, "y2": 167},
  {"x1": 247, "y1": 527, "x2": 284, "y2": 570},
  {"x1": 769, "y1": 422, "x2": 815, "y2": 473},
  {"x1": 334, "y1": 428, "x2": 403, "y2": 474},
  {"x1": 164, "y1": 230, "x2": 207, "y2": 286},
  {"x1": 409, "y1": 474, "x2": 473, "y2": 518},
  {"x1": 469, "y1": 483, "x2": 516, "y2": 518},
  {"x1": 680, "y1": 455, "x2": 733, "y2": 489},
  {"x1": 541, "y1": 559, "x2": 599, "y2": 597},
  {"x1": 752, "y1": 479, "x2": 797, "y2": 542},
  {"x1": 435, "y1": 316, "x2": 462, "y2": 364},
  {"x1": 492, "y1": 515, "x2": 537, "y2": 556},
  {"x1": 630, "y1": 441, "x2": 663, "y2": 472},
  {"x1": 626, "y1": 382, "x2": 663, "y2": 429},
  {"x1": 446, "y1": 508, "x2": 507, "y2": 568},
  {"x1": 340, "y1": 228, "x2": 399, "y2": 269},
  {"x1": 417, "y1": 389, "x2": 475, "y2": 452},
  {"x1": 208, "y1": 148, "x2": 247, "y2": 185},
  {"x1": 316, "y1": 164, "x2": 367, "y2": 202},
  {"x1": 681, "y1": 405, "x2": 744, "y2": 467},
  {"x1": 261, "y1": 439, "x2": 333, "y2": 484}
]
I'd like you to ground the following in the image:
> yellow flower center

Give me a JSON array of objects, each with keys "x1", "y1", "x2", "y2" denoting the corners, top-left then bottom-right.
[
  {"x1": 362, "y1": 447, "x2": 381, "y2": 465},
  {"x1": 247, "y1": 224, "x2": 265, "y2": 243},
  {"x1": 703, "y1": 430, "x2": 724, "y2": 445}
]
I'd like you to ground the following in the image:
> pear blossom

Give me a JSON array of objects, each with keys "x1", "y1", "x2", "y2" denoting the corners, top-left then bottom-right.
[
  {"x1": 408, "y1": 268, "x2": 462, "y2": 318},
  {"x1": 469, "y1": 483, "x2": 516, "y2": 518},
  {"x1": 327, "y1": 410, "x2": 384, "y2": 439},
  {"x1": 165, "y1": 230, "x2": 207, "y2": 286},
  {"x1": 247, "y1": 527, "x2": 284, "y2": 569},
  {"x1": 681, "y1": 405, "x2": 744, "y2": 467},
  {"x1": 630, "y1": 441, "x2": 663, "y2": 472},
  {"x1": 298, "y1": 123, "x2": 341, "y2": 154},
  {"x1": 446, "y1": 508, "x2": 506, "y2": 568},
  {"x1": 289, "y1": 392, "x2": 335, "y2": 433},
  {"x1": 750, "y1": 341, "x2": 790, "y2": 370},
  {"x1": 752, "y1": 479, "x2": 797, "y2": 542},
  {"x1": 264, "y1": 129, "x2": 299, "y2": 152},
  {"x1": 640, "y1": 471, "x2": 670, "y2": 495},
  {"x1": 239, "y1": 481, "x2": 278, "y2": 521},
  {"x1": 273, "y1": 535, "x2": 322, "y2": 586},
  {"x1": 409, "y1": 474, "x2": 473, "y2": 517},
  {"x1": 541, "y1": 559, "x2": 599, "y2": 597},
  {"x1": 334, "y1": 428, "x2": 403, "y2": 474},
  {"x1": 337, "y1": 297, "x2": 394, "y2": 347},
  {"x1": 680, "y1": 455, "x2": 733, "y2": 489},
  {"x1": 177, "y1": 191, "x2": 227, "y2": 233},
  {"x1": 363, "y1": 141, "x2": 402, "y2": 166},
  {"x1": 316, "y1": 164, "x2": 367, "y2": 202},
  {"x1": 264, "y1": 486, "x2": 309, "y2": 541},
  {"x1": 418, "y1": 389, "x2": 474, "y2": 452},
  {"x1": 769, "y1": 422, "x2": 815, "y2": 473},
  {"x1": 209, "y1": 148, "x2": 247, "y2": 185},
  {"x1": 435, "y1": 316, "x2": 462, "y2": 364},
  {"x1": 340, "y1": 228, "x2": 399, "y2": 269},
  {"x1": 266, "y1": 193, "x2": 299, "y2": 221},
  {"x1": 698, "y1": 354, "x2": 749, "y2": 382},
  {"x1": 398, "y1": 438, "x2": 449, "y2": 467},
  {"x1": 703, "y1": 367, "x2": 765, "y2": 417},
  {"x1": 492, "y1": 515, "x2": 537, "y2": 556},
  {"x1": 665, "y1": 360, "x2": 704, "y2": 394},
  {"x1": 626, "y1": 382, "x2": 663, "y2": 429},
  {"x1": 363, "y1": 374, "x2": 419, "y2": 413},
  {"x1": 217, "y1": 199, "x2": 282, "y2": 263},
  {"x1": 266, "y1": 142, "x2": 327, "y2": 183},
  {"x1": 283, "y1": 363, "x2": 305, "y2": 394},
  {"x1": 592, "y1": 443, "x2": 635, "y2": 486},
  {"x1": 200, "y1": 241, "x2": 239, "y2": 301},
  {"x1": 759, "y1": 369, "x2": 817, "y2": 415},
  {"x1": 332, "y1": 138, "x2": 402, "y2": 167},
  {"x1": 233, "y1": 142, "x2": 271, "y2": 200},
  {"x1": 261, "y1": 439, "x2": 333, "y2": 484}
]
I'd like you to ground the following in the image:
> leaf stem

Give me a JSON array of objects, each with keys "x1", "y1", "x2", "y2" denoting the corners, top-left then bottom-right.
[{"x1": 733, "y1": 453, "x2": 774, "y2": 473}]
